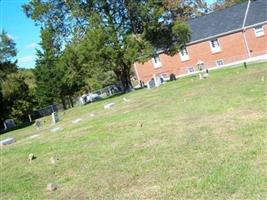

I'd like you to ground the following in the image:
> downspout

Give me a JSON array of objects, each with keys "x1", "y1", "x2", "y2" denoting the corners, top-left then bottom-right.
[{"x1": 242, "y1": 0, "x2": 251, "y2": 58}]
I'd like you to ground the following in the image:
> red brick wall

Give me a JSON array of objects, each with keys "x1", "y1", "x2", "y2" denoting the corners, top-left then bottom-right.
[
  {"x1": 245, "y1": 24, "x2": 267, "y2": 56},
  {"x1": 134, "y1": 24, "x2": 267, "y2": 83}
]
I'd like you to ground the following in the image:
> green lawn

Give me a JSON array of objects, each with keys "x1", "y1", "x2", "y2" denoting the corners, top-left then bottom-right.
[{"x1": 1, "y1": 62, "x2": 267, "y2": 200}]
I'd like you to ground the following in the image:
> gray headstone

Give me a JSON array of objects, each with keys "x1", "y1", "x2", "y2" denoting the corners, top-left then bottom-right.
[
  {"x1": 3, "y1": 119, "x2": 16, "y2": 129},
  {"x1": 0, "y1": 137, "x2": 16, "y2": 146},
  {"x1": 147, "y1": 79, "x2": 155, "y2": 89}
]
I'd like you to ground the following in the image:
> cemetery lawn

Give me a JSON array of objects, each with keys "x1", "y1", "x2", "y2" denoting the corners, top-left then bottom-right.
[{"x1": 1, "y1": 62, "x2": 267, "y2": 200}]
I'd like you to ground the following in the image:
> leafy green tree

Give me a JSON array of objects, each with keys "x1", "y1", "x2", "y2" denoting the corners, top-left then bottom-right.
[
  {"x1": 0, "y1": 30, "x2": 18, "y2": 126},
  {"x1": 34, "y1": 26, "x2": 62, "y2": 107},
  {"x1": 1, "y1": 72, "x2": 36, "y2": 123},
  {"x1": 0, "y1": 30, "x2": 17, "y2": 81},
  {"x1": 23, "y1": 0, "x2": 191, "y2": 91},
  {"x1": 211, "y1": 0, "x2": 248, "y2": 11}
]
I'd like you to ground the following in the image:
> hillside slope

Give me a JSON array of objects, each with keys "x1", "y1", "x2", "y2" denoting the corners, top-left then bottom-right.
[{"x1": 1, "y1": 62, "x2": 267, "y2": 200}]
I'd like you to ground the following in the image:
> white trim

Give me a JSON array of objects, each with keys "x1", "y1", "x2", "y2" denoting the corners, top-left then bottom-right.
[
  {"x1": 254, "y1": 26, "x2": 265, "y2": 37},
  {"x1": 216, "y1": 59, "x2": 224, "y2": 67},
  {"x1": 242, "y1": 0, "x2": 251, "y2": 28},
  {"x1": 179, "y1": 47, "x2": 190, "y2": 61},
  {"x1": 210, "y1": 39, "x2": 221, "y2": 53},
  {"x1": 152, "y1": 55, "x2": 162, "y2": 68}
]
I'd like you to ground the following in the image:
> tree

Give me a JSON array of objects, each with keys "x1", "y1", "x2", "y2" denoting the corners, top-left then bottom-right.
[
  {"x1": 1, "y1": 72, "x2": 36, "y2": 123},
  {"x1": 23, "y1": 0, "x2": 191, "y2": 92},
  {"x1": 0, "y1": 30, "x2": 17, "y2": 81},
  {"x1": 0, "y1": 30, "x2": 18, "y2": 127},
  {"x1": 210, "y1": 0, "x2": 248, "y2": 11},
  {"x1": 34, "y1": 26, "x2": 63, "y2": 107}
]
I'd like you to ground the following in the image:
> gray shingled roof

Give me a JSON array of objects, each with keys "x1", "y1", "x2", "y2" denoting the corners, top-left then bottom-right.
[
  {"x1": 188, "y1": 0, "x2": 267, "y2": 43},
  {"x1": 245, "y1": 0, "x2": 267, "y2": 26}
]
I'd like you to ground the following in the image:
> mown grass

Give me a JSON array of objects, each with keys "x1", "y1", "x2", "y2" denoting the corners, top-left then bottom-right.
[{"x1": 1, "y1": 62, "x2": 267, "y2": 200}]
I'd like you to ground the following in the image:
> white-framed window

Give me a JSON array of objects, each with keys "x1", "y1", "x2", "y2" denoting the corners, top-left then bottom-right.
[
  {"x1": 187, "y1": 67, "x2": 195, "y2": 74},
  {"x1": 254, "y1": 26, "x2": 264, "y2": 37},
  {"x1": 179, "y1": 47, "x2": 189, "y2": 61},
  {"x1": 216, "y1": 59, "x2": 224, "y2": 67},
  {"x1": 152, "y1": 55, "x2": 162, "y2": 68},
  {"x1": 210, "y1": 39, "x2": 221, "y2": 53}
]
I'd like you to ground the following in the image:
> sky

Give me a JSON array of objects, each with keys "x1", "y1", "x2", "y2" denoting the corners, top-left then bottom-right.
[{"x1": 0, "y1": 0, "x2": 216, "y2": 69}]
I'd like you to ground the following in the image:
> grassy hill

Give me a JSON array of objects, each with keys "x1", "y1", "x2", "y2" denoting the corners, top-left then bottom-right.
[{"x1": 1, "y1": 62, "x2": 267, "y2": 200}]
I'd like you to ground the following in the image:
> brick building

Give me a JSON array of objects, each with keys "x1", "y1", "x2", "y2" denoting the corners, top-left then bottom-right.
[{"x1": 134, "y1": 0, "x2": 267, "y2": 83}]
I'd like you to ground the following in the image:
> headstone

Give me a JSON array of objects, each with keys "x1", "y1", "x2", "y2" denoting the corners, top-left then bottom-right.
[
  {"x1": 0, "y1": 137, "x2": 16, "y2": 146},
  {"x1": 72, "y1": 118, "x2": 82, "y2": 124},
  {"x1": 34, "y1": 120, "x2": 41, "y2": 130},
  {"x1": 147, "y1": 79, "x2": 155, "y2": 89},
  {"x1": 170, "y1": 73, "x2": 176, "y2": 81},
  {"x1": 104, "y1": 103, "x2": 115, "y2": 109},
  {"x1": 3, "y1": 119, "x2": 16, "y2": 130},
  {"x1": 153, "y1": 74, "x2": 161, "y2": 87},
  {"x1": 28, "y1": 153, "x2": 36, "y2": 162},
  {"x1": 137, "y1": 121, "x2": 143, "y2": 128},
  {"x1": 50, "y1": 127, "x2": 62, "y2": 132},
  {"x1": 123, "y1": 97, "x2": 129, "y2": 103},
  {"x1": 46, "y1": 183, "x2": 57, "y2": 191},
  {"x1": 51, "y1": 112, "x2": 59, "y2": 124},
  {"x1": 50, "y1": 156, "x2": 59, "y2": 164},
  {"x1": 28, "y1": 134, "x2": 40, "y2": 139}
]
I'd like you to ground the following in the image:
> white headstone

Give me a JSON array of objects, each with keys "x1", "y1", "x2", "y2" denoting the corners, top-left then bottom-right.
[
  {"x1": 0, "y1": 137, "x2": 16, "y2": 146},
  {"x1": 28, "y1": 134, "x2": 40, "y2": 139},
  {"x1": 123, "y1": 97, "x2": 129, "y2": 102},
  {"x1": 50, "y1": 127, "x2": 62, "y2": 132},
  {"x1": 153, "y1": 74, "x2": 161, "y2": 87},
  {"x1": 72, "y1": 118, "x2": 82, "y2": 124},
  {"x1": 51, "y1": 112, "x2": 59, "y2": 124},
  {"x1": 104, "y1": 103, "x2": 115, "y2": 109}
]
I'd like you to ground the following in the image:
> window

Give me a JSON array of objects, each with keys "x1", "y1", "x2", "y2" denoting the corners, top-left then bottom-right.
[
  {"x1": 210, "y1": 39, "x2": 221, "y2": 53},
  {"x1": 187, "y1": 67, "x2": 195, "y2": 73},
  {"x1": 254, "y1": 26, "x2": 264, "y2": 37},
  {"x1": 152, "y1": 55, "x2": 162, "y2": 68},
  {"x1": 216, "y1": 59, "x2": 224, "y2": 67},
  {"x1": 179, "y1": 47, "x2": 190, "y2": 61}
]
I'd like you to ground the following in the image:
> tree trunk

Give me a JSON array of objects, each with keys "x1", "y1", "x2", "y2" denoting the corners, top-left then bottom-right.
[
  {"x1": 69, "y1": 96, "x2": 74, "y2": 107},
  {"x1": 61, "y1": 96, "x2": 67, "y2": 110}
]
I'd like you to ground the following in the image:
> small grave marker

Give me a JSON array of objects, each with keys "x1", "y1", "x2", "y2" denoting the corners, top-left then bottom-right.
[
  {"x1": 104, "y1": 103, "x2": 115, "y2": 109},
  {"x1": 34, "y1": 120, "x2": 41, "y2": 130},
  {"x1": 46, "y1": 183, "x2": 57, "y2": 191},
  {"x1": 0, "y1": 137, "x2": 16, "y2": 146},
  {"x1": 72, "y1": 118, "x2": 82, "y2": 124},
  {"x1": 50, "y1": 127, "x2": 62, "y2": 132},
  {"x1": 28, "y1": 134, "x2": 40, "y2": 139},
  {"x1": 123, "y1": 97, "x2": 129, "y2": 103}
]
